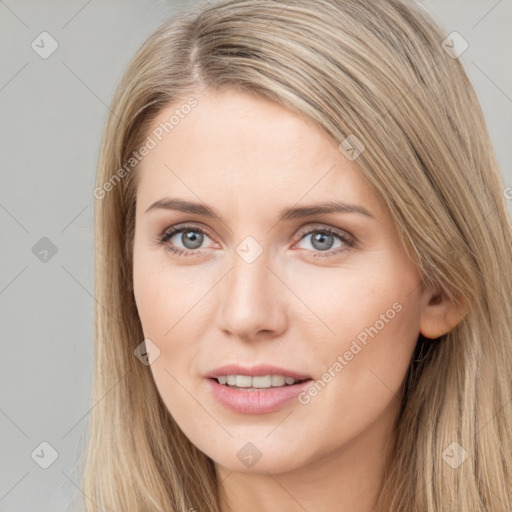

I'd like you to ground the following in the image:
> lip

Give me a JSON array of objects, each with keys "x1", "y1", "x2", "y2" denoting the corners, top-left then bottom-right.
[
  {"x1": 206, "y1": 378, "x2": 313, "y2": 414},
  {"x1": 205, "y1": 364, "x2": 313, "y2": 415},
  {"x1": 205, "y1": 364, "x2": 312, "y2": 380}
]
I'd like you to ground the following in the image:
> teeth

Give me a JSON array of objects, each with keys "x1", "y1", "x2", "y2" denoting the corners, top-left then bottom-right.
[
  {"x1": 236, "y1": 375, "x2": 253, "y2": 388},
  {"x1": 215, "y1": 374, "x2": 303, "y2": 388},
  {"x1": 252, "y1": 376, "x2": 272, "y2": 388},
  {"x1": 271, "y1": 375, "x2": 285, "y2": 386}
]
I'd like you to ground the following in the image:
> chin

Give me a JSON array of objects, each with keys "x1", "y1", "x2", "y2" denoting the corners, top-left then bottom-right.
[{"x1": 215, "y1": 452, "x2": 304, "y2": 475}]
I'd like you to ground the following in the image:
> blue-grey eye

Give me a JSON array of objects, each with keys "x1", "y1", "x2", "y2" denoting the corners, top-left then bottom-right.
[
  {"x1": 173, "y1": 229, "x2": 205, "y2": 250},
  {"x1": 298, "y1": 230, "x2": 344, "y2": 252},
  {"x1": 311, "y1": 232, "x2": 336, "y2": 251}
]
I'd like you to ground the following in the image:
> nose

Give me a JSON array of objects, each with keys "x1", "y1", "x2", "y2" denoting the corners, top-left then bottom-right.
[{"x1": 216, "y1": 247, "x2": 289, "y2": 341}]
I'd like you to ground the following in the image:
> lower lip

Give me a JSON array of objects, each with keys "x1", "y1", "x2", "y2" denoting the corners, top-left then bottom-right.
[{"x1": 206, "y1": 378, "x2": 313, "y2": 414}]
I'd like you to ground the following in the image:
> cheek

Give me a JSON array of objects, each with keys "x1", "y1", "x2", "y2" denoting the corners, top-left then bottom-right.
[
  {"x1": 133, "y1": 257, "x2": 206, "y2": 427},
  {"x1": 133, "y1": 249, "x2": 210, "y2": 340},
  {"x1": 287, "y1": 258, "x2": 419, "y2": 344},
  {"x1": 289, "y1": 258, "x2": 421, "y2": 404},
  {"x1": 132, "y1": 252, "x2": 213, "y2": 397}
]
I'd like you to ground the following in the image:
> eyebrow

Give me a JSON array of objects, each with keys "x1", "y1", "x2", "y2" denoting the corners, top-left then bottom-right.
[{"x1": 145, "y1": 198, "x2": 374, "y2": 220}]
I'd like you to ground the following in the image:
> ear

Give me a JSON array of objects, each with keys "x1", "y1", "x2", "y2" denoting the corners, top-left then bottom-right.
[{"x1": 419, "y1": 282, "x2": 469, "y2": 339}]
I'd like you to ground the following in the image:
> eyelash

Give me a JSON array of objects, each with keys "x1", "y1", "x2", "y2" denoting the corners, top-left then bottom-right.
[{"x1": 156, "y1": 223, "x2": 357, "y2": 259}]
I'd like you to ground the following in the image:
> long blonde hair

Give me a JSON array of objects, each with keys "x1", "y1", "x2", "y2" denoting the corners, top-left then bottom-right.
[{"x1": 77, "y1": 0, "x2": 512, "y2": 510}]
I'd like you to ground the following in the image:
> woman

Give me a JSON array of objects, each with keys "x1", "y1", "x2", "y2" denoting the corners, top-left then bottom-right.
[{"x1": 79, "y1": 0, "x2": 512, "y2": 510}]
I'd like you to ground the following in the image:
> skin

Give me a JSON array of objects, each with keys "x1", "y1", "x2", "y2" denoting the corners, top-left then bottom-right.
[{"x1": 132, "y1": 88, "x2": 466, "y2": 512}]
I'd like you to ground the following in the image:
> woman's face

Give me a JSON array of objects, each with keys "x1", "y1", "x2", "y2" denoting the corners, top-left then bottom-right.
[{"x1": 132, "y1": 88, "x2": 435, "y2": 475}]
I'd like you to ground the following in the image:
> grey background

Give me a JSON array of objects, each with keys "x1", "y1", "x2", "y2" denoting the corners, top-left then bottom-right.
[{"x1": 1, "y1": 0, "x2": 511, "y2": 510}]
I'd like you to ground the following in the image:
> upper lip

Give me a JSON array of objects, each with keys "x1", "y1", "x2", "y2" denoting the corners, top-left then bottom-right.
[{"x1": 206, "y1": 364, "x2": 312, "y2": 380}]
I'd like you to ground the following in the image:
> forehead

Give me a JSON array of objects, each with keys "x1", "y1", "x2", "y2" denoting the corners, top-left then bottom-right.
[{"x1": 135, "y1": 89, "x2": 383, "y2": 217}]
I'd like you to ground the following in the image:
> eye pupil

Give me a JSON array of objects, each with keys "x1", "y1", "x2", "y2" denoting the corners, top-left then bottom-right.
[
  {"x1": 311, "y1": 232, "x2": 334, "y2": 251},
  {"x1": 182, "y1": 229, "x2": 203, "y2": 249}
]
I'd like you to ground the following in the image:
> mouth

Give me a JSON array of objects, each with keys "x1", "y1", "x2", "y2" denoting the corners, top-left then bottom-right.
[{"x1": 205, "y1": 366, "x2": 314, "y2": 414}]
